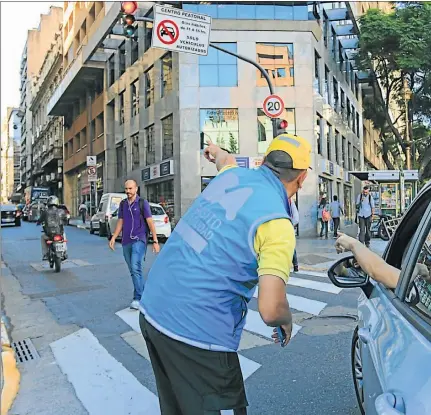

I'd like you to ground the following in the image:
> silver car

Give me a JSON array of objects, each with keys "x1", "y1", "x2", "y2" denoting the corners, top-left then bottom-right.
[
  {"x1": 90, "y1": 193, "x2": 126, "y2": 236},
  {"x1": 329, "y1": 182, "x2": 431, "y2": 414}
]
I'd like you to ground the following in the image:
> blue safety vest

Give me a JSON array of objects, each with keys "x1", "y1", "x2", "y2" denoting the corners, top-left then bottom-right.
[{"x1": 140, "y1": 165, "x2": 292, "y2": 351}]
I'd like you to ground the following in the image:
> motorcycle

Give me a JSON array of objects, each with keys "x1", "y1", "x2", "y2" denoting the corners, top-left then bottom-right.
[
  {"x1": 371, "y1": 214, "x2": 391, "y2": 241},
  {"x1": 45, "y1": 233, "x2": 67, "y2": 272}
]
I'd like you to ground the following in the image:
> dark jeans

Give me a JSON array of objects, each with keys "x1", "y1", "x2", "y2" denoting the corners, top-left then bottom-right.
[
  {"x1": 359, "y1": 216, "x2": 372, "y2": 246},
  {"x1": 140, "y1": 314, "x2": 248, "y2": 415},
  {"x1": 319, "y1": 219, "x2": 328, "y2": 237},
  {"x1": 333, "y1": 217, "x2": 340, "y2": 236},
  {"x1": 122, "y1": 240, "x2": 147, "y2": 300},
  {"x1": 292, "y1": 250, "x2": 298, "y2": 268},
  {"x1": 81, "y1": 211, "x2": 86, "y2": 224}
]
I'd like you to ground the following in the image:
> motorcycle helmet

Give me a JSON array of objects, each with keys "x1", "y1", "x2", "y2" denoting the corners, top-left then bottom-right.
[{"x1": 47, "y1": 196, "x2": 59, "y2": 207}]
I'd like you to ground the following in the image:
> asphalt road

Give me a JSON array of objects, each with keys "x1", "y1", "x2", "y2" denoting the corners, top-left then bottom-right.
[{"x1": 2, "y1": 222, "x2": 362, "y2": 415}]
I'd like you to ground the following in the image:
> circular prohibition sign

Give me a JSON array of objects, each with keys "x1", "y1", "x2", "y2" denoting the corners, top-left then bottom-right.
[
  {"x1": 263, "y1": 94, "x2": 285, "y2": 118},
  {"x1": 157, "y1": 19, "x2": 180, "y2": 45},
  {"x1": 87, "y1": 166, "x2": 96, "y2": 175}
]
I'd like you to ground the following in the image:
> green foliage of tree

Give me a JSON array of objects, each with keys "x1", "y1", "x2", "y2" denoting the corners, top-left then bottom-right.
[
  {"x1": 228, "y1": 132, "x2": 238, "y2": 154},
  {"x1": 356, "y1": 3, "x2": 431, "y2": 176}
]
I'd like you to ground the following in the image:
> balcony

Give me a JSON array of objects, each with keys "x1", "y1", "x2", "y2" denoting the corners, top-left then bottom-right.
[{"x1": 42, "y1": 146, "x2": 63, "y2": 168}]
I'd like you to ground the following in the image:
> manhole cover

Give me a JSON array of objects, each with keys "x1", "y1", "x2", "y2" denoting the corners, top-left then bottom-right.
[
  {"x1": 11, "y1": 338, "x2": 40, "y2": 363},
  {"x1": 299, "y1": 254, "x2": 334, "y2": 265}
]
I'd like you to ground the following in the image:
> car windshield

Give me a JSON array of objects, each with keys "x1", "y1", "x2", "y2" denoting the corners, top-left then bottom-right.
[{"x1": 151, "y1": 206, "x2": 165, "y2": 216}]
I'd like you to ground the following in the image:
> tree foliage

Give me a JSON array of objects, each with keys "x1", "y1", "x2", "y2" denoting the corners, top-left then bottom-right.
[{"x1": 356, "y1": 2, "x2": 431, "y2": 176}]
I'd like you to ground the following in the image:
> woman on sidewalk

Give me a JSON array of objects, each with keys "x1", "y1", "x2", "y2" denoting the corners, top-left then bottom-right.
[
  {"x1": 317, "y1": 197, "x2": 330, "y2": 239},
  {"x1": 289, "y1": 198, "x2": 299, "y2": 272}
]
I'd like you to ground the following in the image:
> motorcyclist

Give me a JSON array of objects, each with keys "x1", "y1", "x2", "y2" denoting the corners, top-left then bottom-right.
[{"x1": 37, "y1": 196, "x2": 68, "y2": 260}]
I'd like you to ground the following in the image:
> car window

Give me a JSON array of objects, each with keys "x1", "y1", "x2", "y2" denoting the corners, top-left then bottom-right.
[
  {"x1": 98, "y1": 201, "x2": 106, "y2": 213},
  {"x1": 150, "y1": 206, "x2": 165, "y2": 216},
  {"x1": 110, "y1": 197, "x2": 123, "y2": 213},
  {"x1": 404, "y1": 222, "x2": 431, "y2": 324}
]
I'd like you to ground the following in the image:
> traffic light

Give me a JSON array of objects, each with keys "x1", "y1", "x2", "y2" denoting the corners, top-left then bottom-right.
[
  {"x1": 121, "y1": 2, "x2": 138, "y2": 37},
  {"x1": 272, "y1": 118, "x2": 288, "y2": 138}
]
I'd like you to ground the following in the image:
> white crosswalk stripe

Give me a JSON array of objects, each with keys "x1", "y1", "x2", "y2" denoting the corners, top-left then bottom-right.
[
  {"x1": 288, "y1": 276, "x2": 342, "y2": 294},
  {"x1": 51, "y1": 328, "x2": 161, "y2": 415}
]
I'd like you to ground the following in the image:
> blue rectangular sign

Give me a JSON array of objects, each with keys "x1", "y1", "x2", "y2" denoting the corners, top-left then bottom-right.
[{"x1": 235, "y1": 157, "x2": 249, "y2": 169}]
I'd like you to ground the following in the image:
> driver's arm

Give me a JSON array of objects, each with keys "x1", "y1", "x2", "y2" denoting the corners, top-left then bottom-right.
[{"x1": 350, "y1": 240, "x2": 400, "y2": 289}]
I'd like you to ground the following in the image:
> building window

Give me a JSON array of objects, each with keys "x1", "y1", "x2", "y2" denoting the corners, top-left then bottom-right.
[
  {"x1": 199, "y1": 43, "x2": 237, "y2": 87},
  {"x1": 132, "y1": 134, "x2": 139, "y2": 170},
  {"x1": 342, "y1": 136, "x2": 347, "y2": 167},
  {"x1": 131, "y1": 38, "x2": 139, "y2": 65},
  {"x1": 145, "y1": 66, "x2": 154, "y2": 108},
  {"x1": 183, "y1": 3, "x2": 309, "y2": 20},
  {"x1": 200, "y1": 109, "x2": 239, "y2": 153},
  {"x1": 116, "y1": 142, "x2": 127, "y2": 177},
  {"x1": 348, "y1": 142, "x2": 353, "y2": 170},
  {"x1": 316, "y1": 114, "x2": 322, "y2": 155},
  {"x1": 324, "y1": 66, "x2": 330, "y2": 104},
  {"x1": 340, "y1": 89, "x2": 346, "y2": 117},
  {"x1": 257, "y1": 108, "x2": 296, "y2": 154},
  {"x1": 356, "y1": 112, "x2": 360, "y2": 137},
  {"x1": 354, "y1": 147, "x2": 360, "y2": 170},
  {"x1": 161, "y1": 53, "x2": 173, "y2": 97},
  {"x1": 131, "y1": 80, "x2": 139, "y2": 117},
  {"x1": 119, "y1": 91, "x2": 125, "y2": 124},
  {"x1": 145, "y1": 124, "x2": 155, "y2": 165},
  {"x1": 326, "y1": 122, "x2": 332, "y2": 160},
  {"x1": 146, "y1": 180, "x2": 174, "y2": 220},
  {"x1": 339, "y1": 43, "x2": 344, "y2": 74},
  {"x1": 314, "y1": 51, "x2": 321, "y2": 94},
  {"x1": 162, "y1": 115, "x2": 174, "y2": 160},
  {"x1": 144, "y1": 11, "x2": 154, "y2": 53},
  {"x1": 323, "y1": 13, "x2": 329, "y2": 47},
  {"x1": 351, "y1": 105, "x2": 356, "y2": 134},
  {"x1": 256, "y1": 43, "x2": 294, "y2": 87},
  {"x1": 108, "y1": 54, "x2": 115, "y2": 87},
  {"x1": 335, "y1": 130, "x2": 341, "y2": 165},
  {"x1": 355, "y1": 75, "x2": 359, "y2": 100},
  {"x1": 333, "y1": 78, "x2": 339, "y2": 111},
  {"x1": 347, "y1": 98, "x2": 352, "y2": 128},
  {"x1": 119, "y1": 42, "x2": 126, "y2": 77}
]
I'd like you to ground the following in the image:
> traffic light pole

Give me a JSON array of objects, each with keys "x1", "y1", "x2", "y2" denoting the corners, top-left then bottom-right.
[{"x1": 126, "y1": 14, "x2": 278, "y2": 138}]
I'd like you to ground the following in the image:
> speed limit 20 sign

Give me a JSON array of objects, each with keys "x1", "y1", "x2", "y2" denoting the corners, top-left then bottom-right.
[{"x1": 263, "y1": 94, "x2": 285, "y2": 118}]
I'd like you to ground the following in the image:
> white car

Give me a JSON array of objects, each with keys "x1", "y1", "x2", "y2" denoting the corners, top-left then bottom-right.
[{"x1": 106, "y1": 202, "x2": 172, "y2": 242}]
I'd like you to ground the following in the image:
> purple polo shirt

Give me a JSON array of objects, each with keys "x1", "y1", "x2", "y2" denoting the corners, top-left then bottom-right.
[{"x1": 118, "y1": 196, "x2": 152, "y2": 246}]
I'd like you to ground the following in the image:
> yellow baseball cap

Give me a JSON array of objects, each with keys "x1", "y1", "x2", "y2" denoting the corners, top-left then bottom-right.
[{"x1": 264, "y1": 133, "x2": 312, "y2": 170}]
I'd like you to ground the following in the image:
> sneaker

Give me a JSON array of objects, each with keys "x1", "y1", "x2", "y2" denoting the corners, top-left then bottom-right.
[{"x1": 130, "y1": 300, "x2": 140, "y2": 310}]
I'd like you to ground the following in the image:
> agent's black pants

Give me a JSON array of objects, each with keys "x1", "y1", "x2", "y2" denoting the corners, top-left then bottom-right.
[
  {"x1": 139, "y1": 313, "x2": 248, "y2": 415},
  {"x1": 333, "y1": 217, "x2": 340, "y2": 236}
]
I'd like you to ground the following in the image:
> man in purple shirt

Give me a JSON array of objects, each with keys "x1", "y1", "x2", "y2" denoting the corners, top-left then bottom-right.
[{"x1": 109, "y1": 179, "x2": 160, "y2": 309}]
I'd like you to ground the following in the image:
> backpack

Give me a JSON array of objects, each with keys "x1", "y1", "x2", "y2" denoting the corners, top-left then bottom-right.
[
  {"x1": 322, "y1": 206, "x2": 331, "y2": 222},
  {"x1": 356, "y1": 194, "x2": 371, "y2": 213}
]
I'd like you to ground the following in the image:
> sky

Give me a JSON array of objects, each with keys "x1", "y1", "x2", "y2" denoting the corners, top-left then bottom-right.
[{"x1": 1, "y1": 1, "x2": 63, "y2": 121}]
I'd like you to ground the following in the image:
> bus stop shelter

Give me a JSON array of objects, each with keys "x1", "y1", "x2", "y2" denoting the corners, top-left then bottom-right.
[{"x1": 349, "y1": 170, "x2": 419, "y2": 217}]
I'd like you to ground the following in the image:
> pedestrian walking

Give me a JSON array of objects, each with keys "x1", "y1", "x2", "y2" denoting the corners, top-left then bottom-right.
[
  {"x1": 78, "y1": 201, "x2": 87, "y2": 224},
  {"x1": 108, "y1": 179, "x2": 160, "y2": 310},
  {"x1": 318, "y1": 197, "x2": 330, "y2": 238},
  {"x1": 329, "y1": 195, "x2": 344, "y2": 238},
  {"x1": 356, "y1": 186, "x2": 375, "y2": 248},
  {"x1": 139, "y1": 135, "x2": 311, "y2": 414},
  {"x1": 289, "y1": 198, "x2": 300, "y2": 272}
]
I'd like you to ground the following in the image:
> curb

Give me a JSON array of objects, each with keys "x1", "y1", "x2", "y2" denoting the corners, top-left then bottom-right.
[{"x1": 1, "y1": 319, "x2": 20, "y2": 415}]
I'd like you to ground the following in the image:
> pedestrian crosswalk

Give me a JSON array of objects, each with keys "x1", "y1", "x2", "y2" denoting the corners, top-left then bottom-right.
[{"x1": 50, "y1": 272, "x2": 341, "y2": 415}]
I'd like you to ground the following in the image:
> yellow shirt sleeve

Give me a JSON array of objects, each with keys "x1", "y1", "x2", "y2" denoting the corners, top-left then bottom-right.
[
  {"x1": 218, "y1": 164, "x2": 238, "y2": 175},
  {"x1": 253, "y1": 219, "x2": 296, "y2": 284}
]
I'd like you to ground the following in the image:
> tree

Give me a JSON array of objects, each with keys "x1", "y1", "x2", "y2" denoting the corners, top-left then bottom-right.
[
  {"x1": 356, "y1": 3, "x2": 431, "y2": 177},
  {"x1": 228, "y1": 132, "x2": 238, "y2": 154}
]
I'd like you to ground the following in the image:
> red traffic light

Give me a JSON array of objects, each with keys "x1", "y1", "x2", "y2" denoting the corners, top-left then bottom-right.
[
  {"x1": 279, "y1": 120, "x2": 288, "y2": 129},
  {"x1": 121, "y1": 1, "x2": 138, "y2": 14}
]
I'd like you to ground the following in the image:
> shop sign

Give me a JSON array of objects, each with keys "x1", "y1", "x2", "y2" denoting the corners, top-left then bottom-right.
[
  {"x1": 81, "y1": 184, "x2": 90, "y2": 195},
  {"x1": 235, "y1": 157, "x2": 249, "y2": 168},
  {"x1": 142, "y1": 160, "x2": 175, "y2": 181},
  {"x1": 328, "y1": 161, "x2": 334, "y2": 176}
]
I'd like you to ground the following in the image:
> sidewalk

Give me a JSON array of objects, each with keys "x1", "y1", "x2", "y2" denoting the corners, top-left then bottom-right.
[
  {"x1": 295, "y1": 236, "x2": 388, "y2": 273},
  {"x1": 68, "y1": 218, "x2": 90, "y2": 229}
]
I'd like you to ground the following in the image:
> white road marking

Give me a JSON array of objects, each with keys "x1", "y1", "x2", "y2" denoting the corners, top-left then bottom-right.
[
  {"x1": 295, "y1": 270, "x2": 329, "y2": 278},
  {"x1": 253, "y1": 287, "x2": 327, "y2": 315},
  {"x1": 117, "y1": 308, "x2": 262, "y2": 381},
  {"x1": 288, "y1": 277, "x2": 342, "y2": 294},
  {"x1": 50, "y1": 328, "x2": 160, "y2": 415},
  {"x1": 244, "y1": 309, "x2": 301, "y2": 340}
]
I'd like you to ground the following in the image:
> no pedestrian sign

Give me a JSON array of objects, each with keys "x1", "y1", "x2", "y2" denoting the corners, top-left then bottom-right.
[
  {"x1": 152, "y1": 4, "x2": 212, "y2": 56},
  {"x1": 263, "y1": 95, "x2": 285, "y2": 118}
]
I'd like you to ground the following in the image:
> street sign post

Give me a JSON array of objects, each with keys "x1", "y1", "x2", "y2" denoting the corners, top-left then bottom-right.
[
  {"x1": 87, "y1": 166, "x2": 97, "y2": 182},
  {"x1": 86, "y1": 156, "x2": 96, "y2": 167},
  {"x1": 263, "y1": 95, "x2": 285, "y2": 118},
  {"x1": 151, "y1": 4, "x2": 211, "y2": 56}
]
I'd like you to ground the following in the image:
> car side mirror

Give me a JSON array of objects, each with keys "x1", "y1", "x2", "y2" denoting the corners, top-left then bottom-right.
[{"x1": 328, "y1": 255, "x2": 369, "y2": 288}]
